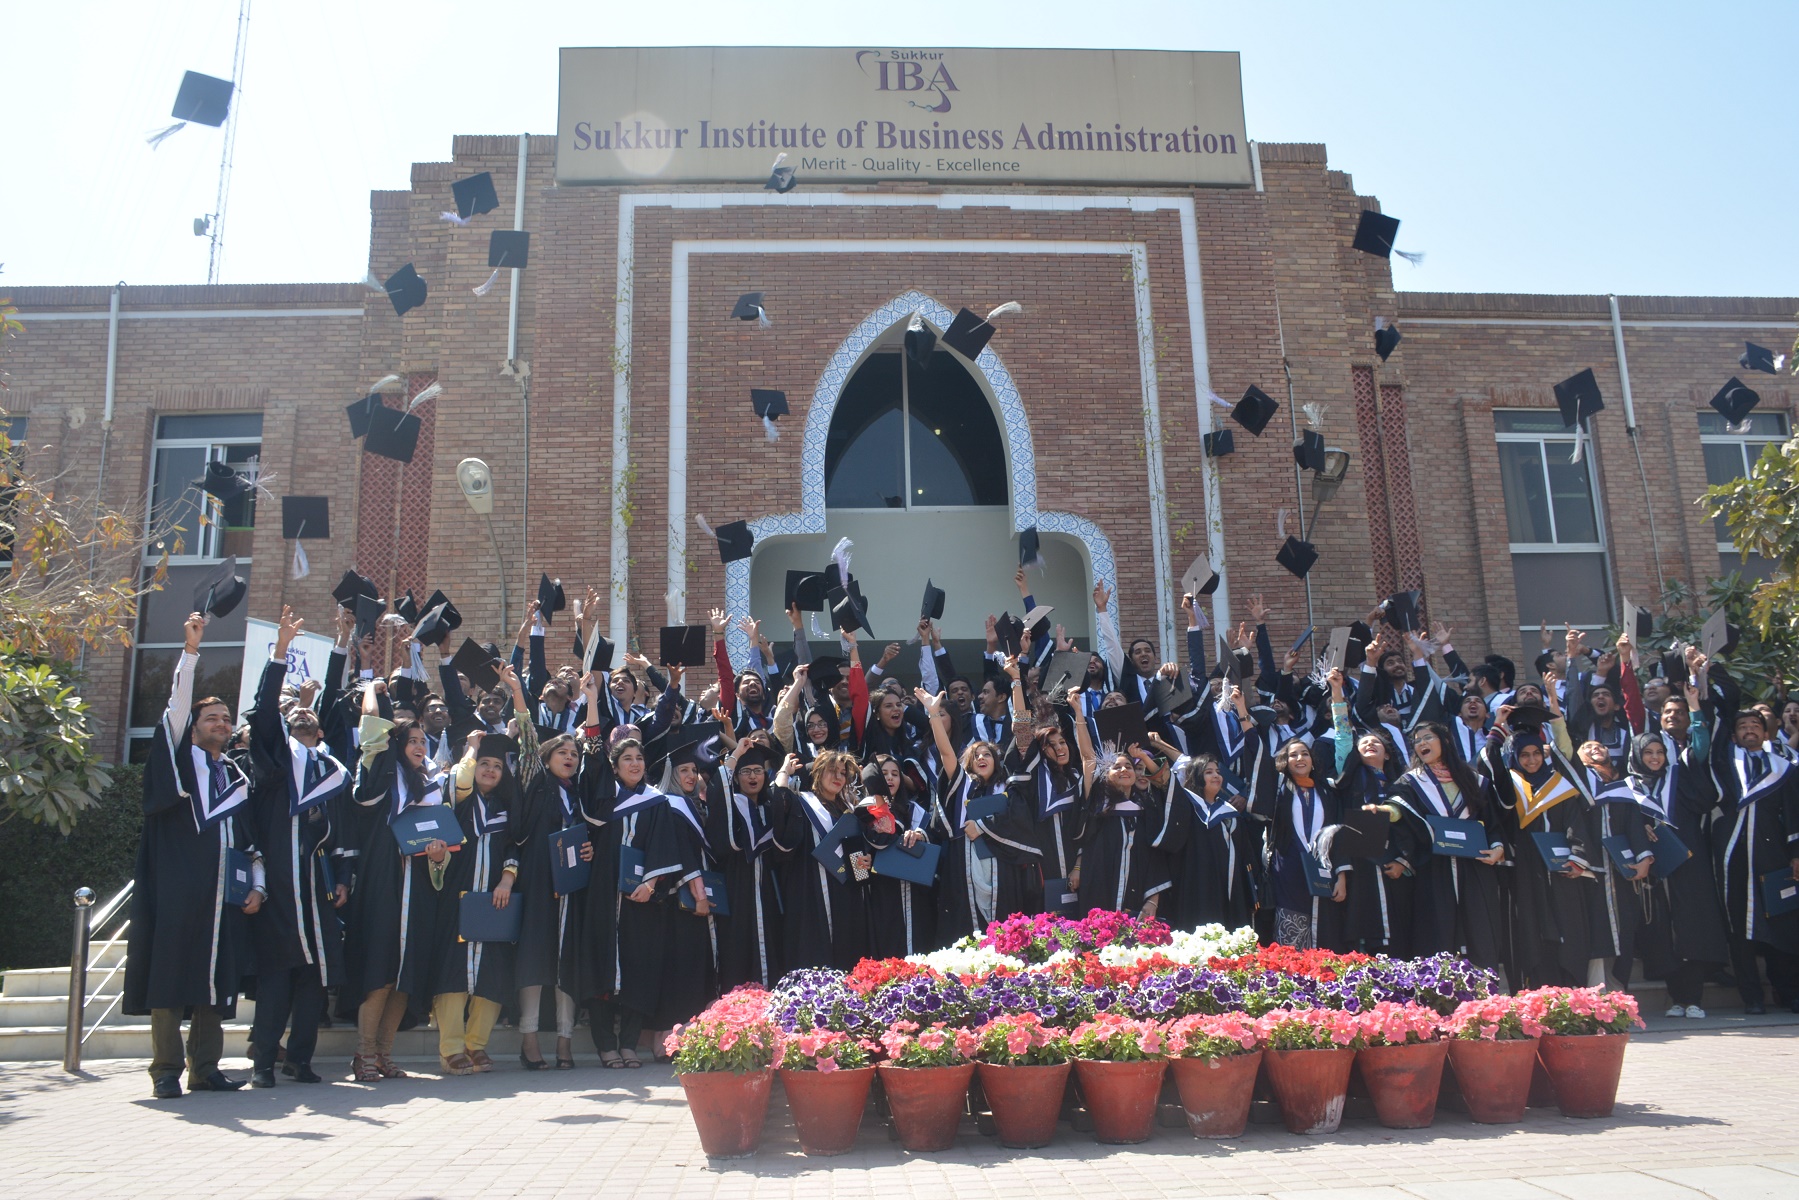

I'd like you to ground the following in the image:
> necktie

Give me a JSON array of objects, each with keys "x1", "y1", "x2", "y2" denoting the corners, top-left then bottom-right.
[
  {"x1": 1750, "y1": 753, "x2": 1768, "y2": 787},
  {"x1": 209, "y1": 757, "x2": 230, "y2": 806}
]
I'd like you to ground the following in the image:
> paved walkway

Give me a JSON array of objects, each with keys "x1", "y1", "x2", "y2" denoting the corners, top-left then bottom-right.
[{"x1": 3, "y1": 1022, "x2": 1798, "y2": 1199}]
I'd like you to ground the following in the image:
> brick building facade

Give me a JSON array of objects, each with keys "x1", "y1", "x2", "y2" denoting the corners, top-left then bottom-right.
[{"x1": 6, "y1": 135, "x2": 1794, "y2": 760}]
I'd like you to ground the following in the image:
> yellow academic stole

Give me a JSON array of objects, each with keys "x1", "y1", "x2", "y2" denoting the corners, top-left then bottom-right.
[{"x1": 1510, "y1": 769, "x2": 1581, "y2": 827}]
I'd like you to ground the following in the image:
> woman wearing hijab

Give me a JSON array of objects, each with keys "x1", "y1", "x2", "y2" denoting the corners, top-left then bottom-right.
[
  {"x1": 1575, "y1": 737, "x2": 1654, "y2": 987},
  {"x1": 1325, "y1": 667, "x2": 1413, "y2": 958},
  {"x1": 1065, "y1": 691, "x2": 1171, "y2": 920},
  {"x1": 432, "y1": 730, "x2": 523, "y2": 1075}
]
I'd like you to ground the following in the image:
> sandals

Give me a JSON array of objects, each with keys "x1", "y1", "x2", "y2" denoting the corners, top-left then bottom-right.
[
  {"x1": 619, "y1": 1047, "x2": 643, "y2": 1069},
  {"x1": 440, "y1": 1052, "x2": 475, "y2": 1076},
  {"x1": 599, "y1": 1050, "x2": 625, "y2": 1069},
  {"x1": 351, "y1": 1054, "x2": 382, "y2": 1083},
  {"x1": 375, "y1": 1053, "x2": 408, "y2": 1079},
  {"x1": 518, "y1": 1051, "x2": 549, "y2": 1071},
  {"x1": 556, "y1": 1036, "x2": 575, "y2": 1070},
  {"x1": 469, "y1": 1050, "x2": 494, "y2": 1073}
]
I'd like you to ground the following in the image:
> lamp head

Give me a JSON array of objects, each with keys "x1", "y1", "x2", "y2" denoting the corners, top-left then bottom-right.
[{"x1": 457, "y1": 458, "x2": 494, "y2": 515}]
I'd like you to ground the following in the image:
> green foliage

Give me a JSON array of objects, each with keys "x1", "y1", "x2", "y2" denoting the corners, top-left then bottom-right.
[
  {"x1": 1699, "y1": 437, "x2": 1799, "y2": 697},
  {"x1": 0, "y1": 764, "x2": 139, "y2": 971},
  {"x1": 0, "y1": 655, "x2": 110, "y2": 831}
]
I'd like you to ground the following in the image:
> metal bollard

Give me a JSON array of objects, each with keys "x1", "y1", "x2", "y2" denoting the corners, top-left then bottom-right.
[{"x1": 63, "y1": 888, "x2": 95, "y2": 1073}]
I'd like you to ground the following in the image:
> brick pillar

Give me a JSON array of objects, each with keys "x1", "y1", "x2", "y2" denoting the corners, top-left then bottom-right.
[
  {"x1": 1353, "y1": 366, "x2": 1397, "y2": 597},
  {"x1": 354, "y1": 373, "x2": 438, "y2": 610},
  {"x1": 1378, "y1": 383, "x2": 1427, "y2": 598}
]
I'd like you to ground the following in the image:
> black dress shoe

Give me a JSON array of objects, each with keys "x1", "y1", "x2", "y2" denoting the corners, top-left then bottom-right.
[
  {"x1": 152, "y1": 1076, "x2": 183, "y2": 1100},
  {"x1": 188, "y1": 1069, "x2": 247, "y2": 1092},
  {"x1": 1745, "y1": 1002, "x2": 1767, "y2": 1015},
  {"x1": 281, "y1": 1061, "x2": 297, "y2": 1079},
  {"x1": 251, "y1": 1067, "x2": 277, "y2": 1089},
  {"x1": 289, "y1": 1064, "x2": 323, "y2": 1083}
]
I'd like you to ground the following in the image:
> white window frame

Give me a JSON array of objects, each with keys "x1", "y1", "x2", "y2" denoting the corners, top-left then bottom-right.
[
  {"x1": 1494, "y1": 409, "x2": 1613, "y2": 641},
  {"x1": 1698, "y1": 411, "x2": 1788, "y2": 555}
]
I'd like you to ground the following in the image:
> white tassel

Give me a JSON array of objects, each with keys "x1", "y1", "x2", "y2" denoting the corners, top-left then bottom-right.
[
  {"x1": 380, "y1": 612, "x2": 408, "y2": 628},
  {"x1": 1570, "y1": 426, "x2": 1587, "y2": 465},
  {"x1": 438, "y1": 211, "x2": 471, "y2": 226},
  {"x1": 830, "y1": 536, "x2": 854, "y2": 585},
  {"x1": 665, "y1": 589, "x2": 682, "y2": 627},
  {"x1": 906, "y1": 310, "x2": 925, "y2": 332},
  {"x1": 146, "y1": 122, "x2": 186, "y2": 149},
  {"x1": 290, "y1": 541, "x2": 310, "y2": 580},
  {"x1": 1204, "y1": 389, "x2": 1233, "y2": 410},
  {"x1": 762, "y1": 415, "x2": 780, "y2": 442},
  {"x1": 472, "y1": 268, "x2": 501, "y2": 297},
  {"x1": 694, "y1": 513, "x2": 717, "y2": 540},
  {"x1": 408, "y1": 381, "x2": 443, "y2": 411},
  {"x1": 369, "y1": 374, "x2": 403, "y2": 392},
  {"x1": 1277, "y1": 508, "x2": 1289, "y2": 540},
  {"x1": 770, "y1": 152, "x2": 787, "y2": 169},
  {"x1": 985, "y1": 301, "x2": 1023, "y2": 321},
  {"x1": 757, "y1": 306, "x2": 771, "y2": 329},
  {"x1": 1395, "y1": 250, "x2": 1426, "y2": 267},
  {"x1": 1778, "y1": 354, "x2": 1789, "y2": 373},
  {"x1": 809, "y1": 613, "x2": 829, "y2": 640},
  {"x1": 1302, "y1": 403, "x2": 1325, "y2": 428},
  {"x1": 1374, "y1": 316, "x2": 1389, "y2": 332},
  {"x1": 362, "y1": 274, "x2": 387, "y2": 293}
]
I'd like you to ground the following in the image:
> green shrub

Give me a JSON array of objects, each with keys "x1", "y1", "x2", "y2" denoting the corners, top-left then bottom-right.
[{"x1": 0, "y1": 764, "x2": 140, "y2": 971}]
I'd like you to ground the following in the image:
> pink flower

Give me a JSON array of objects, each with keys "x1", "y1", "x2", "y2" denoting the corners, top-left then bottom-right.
[{"x1": 816, "y1": 1056, "x2": 838, "y2": 1073}]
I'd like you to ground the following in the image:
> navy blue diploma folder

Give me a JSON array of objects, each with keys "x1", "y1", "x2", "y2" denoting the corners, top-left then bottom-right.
[
  {"x1": 1530, "y1": 830, "x2": 1575, "y2": 872},
  {"x1": 965, "y1": 794, "x2": 1008, "y2": 860},
  {"x1": 872, "y1": 840, "x2": 941, "y2": 886},
  {"x1": 618, "y1": 843, "x2": 647, "y2": 893},
  {"x1": 1762, "y1": 869, "x2": 1799, "y2": 918},
  {"x1": 810, "y1": 814, "x2": 863, "y2": 884},
  {"x1": 549, "y1": 824, "x2": 592, "y2": 894},
  {"x1": 1425, "y1": 815, "x2": 1487, "y2": 859},
  {"x1": 1646, "y1": 823, "x2": 1691, "y2": 878},
  {"x1": 1042, "y1": 874, "x2": 1081, "y2": 916},
  {"x1": 1601, "y1": 835, "x2": 1644, "y2": 874},
  {"x1": 1299, "y1": 848, "x2": 1336, "y2": 898},
  {"x1": 677, "y1": 870, "x2": 731, "y2": 916},
  {"x1": 458, "y1": 891, "x2": 523, "y2": 943},
  {"x1": 224, "y1": 847, "x2": 254, "y2": 906},
  {"x1": 391, "y1": 804, "x2": 465, "y2": 855}
]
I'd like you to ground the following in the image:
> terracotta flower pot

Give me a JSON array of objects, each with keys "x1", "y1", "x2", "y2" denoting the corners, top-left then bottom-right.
[
  {"x1": 876, "y1": 1062, "x2": 974, "y2": 1152},
  {"x1": 1356, "y1": 1041, "x2": 1448, "y2": 1129},
  {"x1": 976, "y1": 1060, "x2": 1071, "y2": 1148},
  {"x1": 1446, "y1": 1037, "x2": 1539, "y2": 1124},
  {"x1": 1168, "y1": 1051, "x2": 1262, "y2": 1138},
  {"x1": 1263, "y1": 1046, "x2": 1356, "y2": 1135},
  {"x1": 1072, "y1": 1058, "x2": 1167, "y2": 1144},
  {"x1": 779, "y1": 1065, "x2": 875, "y2": 1155},
  {"x1": 678, "y1": 1068, "x2": 774, "y2": 1158},
  {"x1": 1537, "y1": 1032, "x2": 1629, "y2": 1119}
]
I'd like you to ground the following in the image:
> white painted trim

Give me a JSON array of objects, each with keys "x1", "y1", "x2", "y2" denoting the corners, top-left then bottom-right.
[
  {"x1": 607, "y1": 190, "x2": 1224, "y2": 657},
  {"x1": 15, "y1": 308, "x2": 364, "y2": 321},
  {"x1": 1406, "y1": 316, "x2": 1798, "y2": 330}
]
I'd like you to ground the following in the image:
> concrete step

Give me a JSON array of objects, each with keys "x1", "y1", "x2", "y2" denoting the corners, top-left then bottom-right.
[
  {"x1": 0, "y1": 993, "x2": 167, "y2": 1028},
  {"x1": 0, "y1": 1022, "x2": 535, "y2": 1065},
  {"x1": 2, "y1": 965, "x2": 130, "y2": 1000}
]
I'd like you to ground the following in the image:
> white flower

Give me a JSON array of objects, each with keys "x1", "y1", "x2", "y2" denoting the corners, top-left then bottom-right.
[{"x1": 905, "y1": 944, "x2": 1022, "y2": 976}]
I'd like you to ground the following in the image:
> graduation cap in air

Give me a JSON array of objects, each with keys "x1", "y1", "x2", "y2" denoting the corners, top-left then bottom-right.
[
  {"x1": 732, "y1": 292, "x2": 771, "y2": 326},
  {"x1": 581, "y1": 628, "x2": 616, "y2": 673},
  {"x1": 829, "y1": 585, "x2": 874, "y2": 639},
  {"x1": 1381, "y1": 588, "x2": 1422, "y2": 633},
  {"x1": 344, "y1": 392, "x2": 382, "y2": 440},
  {"x1": 786, "y1": 570, "x2": 828, "y2": 612},
  {"x1": 394, "y1": 589, "x2": 422, "y2": 626},
  {"x1": 172, "y1": 70, "x2": 233, "y2": 126},
  {"x1": 1351, "y1": 209, "x2": 1423, "y2": 265},
  {"x1": 196, "y1": 458, "x2": 253, "y2": 504},
  {"x1": 994, "y1": 612, "x2": 1025, "y2": 657},
  {"x1": 765, "y1": 153, "x2": 796, "y2": 193},
  {"x1": 1553, "y1": 368, "x2": 1604, "y2": 428},
  {"x1": 450, "y1": 637, "x2": 504, "y2": 693},
  {"x1": 1181, "y1": 555, "x2": 1220, "y2": 599},
  {"x1": 1740, "y1": 342, "x2": 1785, "y2": 376},
  {"x1": 1700, "y1": 608, "x2": 1738, "y2": 658},
  {"x1": 1621, "y1": 596, "x2": 1654, "y2": 640},
  {"x1": 904, "y1": 311, "x2": 936, "y2": 372},
  {"x1": 382, "y1": 264, "x2": 427, "y2": 318},
  {"x1": 1293, "y1": 430, "x2": 1327, "y2": 473},
  {"x1": 281, "y1": 496, "x2": 329, "y2": 540},
  {"x1": 921, "y1": 579, "x2": 946, "y2": 621},
  {"x1": 332, "y1": 569, "x2": 378, "y2": 610},
  {"x1": 693, "y1": 515, "x2": 754, "y2": 564},
  {"x1": 751, "y1": 389, "x2": 787, "y2": 441},
  {"x1": 536, "y1": 574, "x2": 566, "y2": 623},
  {"x1": 414, "y1": 599, "x2": 462, "y2": 648},
  {"x1": 1146, "y1": 674, "x2": 1195, "y2": 718},
  {"x1": 1023, "y1": 605, "x2": 1054, "y2": 641},
  {"x1": 658, "y1": 624, "x2": 708, "y2": 667},
  {"x1": 488, "y1": 230, "x2": 530, "y2": 270},
  {"x1": 1322, "y1": 626, "x2": 1354, "y2": 673},
  {"x1": 806, "y1": 655, "x2": 845, "y2": 690},
  {"x1": 1203, "y1": 428, "x2": 1235, "y2": 458},
  {"x1": 353, "y1": 593, "x2": 387, "y2": 641},
  {"x1": 1710, "y1": 377, "x2": 1761, "y2": 428},
  {"x1": 1374, "y1": 317, "x2": 1401, "y2": 362},
  {"x1": 1019, "y1": 526, "x2": 1044, "y2": 570},
  {"x1": 1232, "y1": 385, "x2": 1278, "y2": 436},
  {"x1": 1276, "y1": 536, "x2": 1318, "y2": 580},
  {"x1": 1040, "y1": 649, "x2": 1091, "y2": 698},
  {"x1": 941, "y1": 302, "x2": 1023, "y2": 361},
  {"x1": 448, "y1": 172, "x2": 499, "y2": 222},
  {"x1": 1094, "y1": 702, "x2": 1150, "y2": 751},
  {"x1": 363, "y1": 404, "x2": 421, "y2": 463},
  {"x1": 193, "y1": 556, "x2": 246, "y2": 621}
]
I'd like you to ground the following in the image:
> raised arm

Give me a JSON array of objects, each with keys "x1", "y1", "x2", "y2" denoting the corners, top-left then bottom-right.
[
  {"x1": 1068, "y1": 687, "x2": 1100, "y2": 792},
  {"x1": 1093, "y1": 580, "x2": 1125, "y2": 682},
  {"x1": 164, "y1": 613, "x2": 205, "y2": 740}
]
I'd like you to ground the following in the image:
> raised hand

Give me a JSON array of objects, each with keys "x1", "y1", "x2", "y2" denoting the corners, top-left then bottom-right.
[
  {"x1": 275, "y1": 605, "x2": 304, "y2": 655},
  {"x1": 737, "y1": 615, "x2": 761, "y2": 641},
  {"x1": 1014, "y1": 566, "x2": 1030, "y2": 596},
  {"x1": 879, "y1": 642, "x2": 902, "y2": 668},
  {"x1": 1246, "y1": 593, "x2": 1270, "y2": 625},
  {"x1": 708, "y1": 607, "x2": 728, "y2": 636},
  {"x1": 1093, "y1": 579, "x2": 1112, "y2": 613},
  {"x1": 184, "y1": 612, "x2": 205, "y2": 654}
]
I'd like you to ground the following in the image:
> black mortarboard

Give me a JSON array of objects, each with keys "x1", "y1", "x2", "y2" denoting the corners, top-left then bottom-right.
[
  {"x1": 1710, "y1": 377, "x2": 1761, "y2": 427},
  {"x1": 450, "y1": 637, "x2": 503, "y2": 693},
  {"x1": 1381, "y1": 588, "x2": 1421, "y2": 633},
  {"x1": 1203, "y1": 429, "x2": 1235, "y2": 458},
  {"x1": 751, "y1": 388, "x2": 787, "y2": 419},
  {"x1": 828, "y1": 586, "x2": 873, "y2": 638},
  {"x1": 421, "y1": 588, "x2": 456, "y2": 621},
  {"x1": 711, "y1": 520, "x2": 755, "y2": 564},
  {"x1": 806, "y1": 655, "x2": 845, "y2": 690},
  {"x1": 1018, "y1": 526, "x2": 1043, "y2": 569},
  {"x1": 1023, "y1": 605, "x2": 1054, "y2": 640},
  {"x1": 363, "y1": 403, "x2": 421, "y2": 463},
  {"x1": 1332, "y1": 804, "x2": 1390, "y2": 861},
  {"x1": 1276, "y1": 536, "x2": 1319, "y2": 579},
  {"x1": 345, "y1": 393, "x2": 380, "y2": 439},
  {"x1": 488, "y1": 230, "x2": 530, "y2": 270},
  {"x1": 1351, "y1": 209, "x2": 1400, "y2": 258},
  {"x1": 994, "y1": 612, "x2": 1024, "y2": 657},
  {"x1": 450, "y1": 172, "x2": 499, "y2": 220},
  {"x1": 659, "y1": 624, "x2": 709, "y2": 667},
  {"x1": 766, "y1": 156, "x2": 796, "y2": 193},
  {"x1": 1374, "y1": 319, "x2": 1402, "y2": 362},
  {"x1": 196, "y1": 458, "x2": 252, "y2": 503},
  {"x1": 171, "y1": 70, "x2": 233, "y2": 126},
  {"x1": 921, "y1": 580, "x2": 945, "y2": 621},
  {"x1": 786, "y1": 570, "x2": 828, "y2": 612},
  {"x1": 1293, "y1": 430, "x2": 1327, "y2": 473},
  {"x1": 1182, "y1": 555, "x2": 1220, "y2": 598},
  {"x1": 1553, "y1": 368, "x2": 1604, "y2": 428},
  {"x1": 1146, "y1": 675, "x2": 1195, "y2": 718},
  {"x1": 415, "y1": 601, "x2": 461, "y2": 647},
  {"x1": 1621, "y1": 595, "x2": 1654, "y2": 640},
  {"x1": 1322, "y1": 626, "x2": 1353, "y2": 672},
  {"x1": 193, "y1": 555, "x2": 246, "y2": 620},
  {"x1": 582, "y1": 630, "x2": 616, "y2": 673},
  {"x1": 446, "y1": 715, "x2": 485, "y2": 758},
  {"x1": 281, "y1": 496, "x2": 329, "y2": 539},
  {"x1": 332, "y1": 569, "x2": 378, "y2": 608},
  {"x1": 941, "y1": 302, "x2": 1021, "y2": 361},
  {"x1": 353, "y1": 593, "x2": 386, "y2": 641},
  {"x1": 1700, "y1": 608, "x2": 1738, "y2": 658},
  {"x1": 1740, "y1": 342, "x2": 1782, "y2": 375},
  {"x1": 732, "y1": 292, "x2": 767, "y2": 322},
  {"x1": 1508, "y1": 702, "x2": 1555, "y2": 730},
  {"x1": 394, "y1": 589, "x2": 421, "y2": 626},
  {"x1": 1094, "y1": 702, "x2": 1150, "y2": 751},
  {"x1": 536, "y1": 574, "x2": 566, "y2": 623},
  {"x1": 904, "y1": 313, "x2": 936, "y2": 372},
  {"x1": 473, "y1": 732, "x2": 518, "y2": 761},
  {"x1": 1040, "y1": 649, "x2": 1090, "y2": 697},
  {"x1": 382, "y1": 264, "x2": 427, "y2": 318},
  {"x1": 1232, "y1": 385, "x2": 1278, "y2": 436}
]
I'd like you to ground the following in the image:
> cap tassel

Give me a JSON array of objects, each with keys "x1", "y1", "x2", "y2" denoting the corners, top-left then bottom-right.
[
  {"x1": 693, "y1": 513, "x2": 718, "y2": 540},
  {"x1": 1203, "y1": 388, "x2": 1233, "y2": 409},
  {"x1": 1374, "y1": 316, "x2": 1389, "y2": 332},
  {"x1": 1277, "y1": 508, "x2": 1290, "y2": 540},
  {"x1": 1395, "y1": 250, "x2": 1426, "y2": 267},
  {"x1": 756, "y1": 305, "x2": 771, "y2": 329},
  {"x1": 369, "y1": 374, "x2": 403, "y2": 393},
  {"x1": 407, "y1": 381, "x2": 443, "y2": 411},
  {"x1": 1301, "y1": 402, "x2": 1325, "y2": 428},
  {"x1": 665, "y1": 589, "x2": 681, "y2": 627},
  {"x1": 438, "y1": 211, "x2": 472, "y2": 227},
  {"x1": 906, "y1": 309, "x2": 925, "y2": 333},
  {"x1": 1570, "y1": 424, "x2": 1587, "y2": 465},
  {"x1": 361, "y1": 274, "x2": 388, "y2": 293},
  {"x1": 830, "y1": 536, "x2": 854, "y2": 585},
  {"x1": 146, "y1": 122, "x2": 187, "y2": 149},
  {"x1": 761, "y1": 415, "x2": 780, "y2": 442},
  {"x1": 472, "y1": 269, "x2": 502, "y2": 297},
  {"x1": 985, "y1": 301, "x2": 1024, "y2": 321},
  {"x1": 290, "y1": 540, "x2": 310, "y2": 581}
]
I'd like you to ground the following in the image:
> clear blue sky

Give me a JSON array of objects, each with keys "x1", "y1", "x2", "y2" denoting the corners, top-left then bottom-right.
[{"x1": 3, "y1": 0, "x2": 1793, "y2": 298}]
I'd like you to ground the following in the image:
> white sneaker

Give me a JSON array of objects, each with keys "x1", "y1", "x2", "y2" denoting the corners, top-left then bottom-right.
[
  {"x1": 1664, "y1": 1004, "x2": 1686, "y2": 1018},
  {"x1": 1684, "y1": 1005, "x2": 1707, "y2": 1019}
]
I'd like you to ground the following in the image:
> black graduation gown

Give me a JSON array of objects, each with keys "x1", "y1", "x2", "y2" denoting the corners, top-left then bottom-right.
[
  {"x1": 931, "y1": 771, "x2": 1036, "y2": 943},
  {"x1": 1386, "y1": 769, "x2": 1506, "y2": 973},
  {"x1": 336, "y1": 755, "x2": 447, "y2": 1017},
  {"x1": 1484, "y1": 736, "x2": 1600, "y2": 986},
  {"x1": 639, "y1": 792, "x2": 720, "y2": 1028},
  {"x1": 705, "y1": 768, "x2": 787, "y2": 990},
  {"x1": 244, "y1": 658, "x2": 349, "y2": 987},
  {"x1": 1248, "y1": 755, "x2": 1349, "y2": 951},
  {"x1": 1712, "y1": 747, "x2": 1799, "y2": 954},
  {"x1": 1329, "y1": 763, "x2": 1414, "y2": 957},
  {"x1": 1006, "y1": 751, "x2": 1083, "y2": 917},
  {"x1": 862, "y1": 795, "x2": 934, "y2": 959},
  {"x1": 571, "y1": 750, "x2": 662, "y2": 1008},
  {"x1": 433, "y1": 792, "x2": 520, "y2": 1004},
  {"x1": 123, "y1": 714, "x2": 254, "y2": 1017},
  {"x1": 1628, "y1": 752, "x2": 1729, "y2": 977},
  {"x1": 765, "y1": 787, "x2": 872, "y2": 969},
  {"x1": 1075, "y1": 781, "x2": 1172, "y2": 916},
  {"x1": 513, "y1": 770, "x2": 587, "y2": 995},
  {"x1": 1584, "y1": 774, "x2": 1654, "y2": 978},
  {"x1": 1150, "y1": 778, "x2": 1254, "y2": 930}
]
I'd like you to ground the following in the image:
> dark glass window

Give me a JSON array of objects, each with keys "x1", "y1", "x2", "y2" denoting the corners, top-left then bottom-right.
[{"x1": 825, "y1": 348, "x2": 1006, "y2": 509}]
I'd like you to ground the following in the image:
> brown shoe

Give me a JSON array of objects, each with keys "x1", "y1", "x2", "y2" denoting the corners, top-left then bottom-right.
[
  {"x1": 351, "y1": 1055, "x2": 382, "y2": 1083},
  {"x1": 375, "y1": 1053, "x2": 408, "y2": 1079},
  {"x1": 468, "y1": 1050, "x2": 494, "y2": 1073},
  {"x1": 440, "y1": 1052, "x2": 475, "y2": 1076}
]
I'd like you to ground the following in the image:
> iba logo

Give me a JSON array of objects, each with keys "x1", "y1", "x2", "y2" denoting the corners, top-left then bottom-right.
[{"x1": 855, "y1": 50, "x2": 958, "y2": 114}]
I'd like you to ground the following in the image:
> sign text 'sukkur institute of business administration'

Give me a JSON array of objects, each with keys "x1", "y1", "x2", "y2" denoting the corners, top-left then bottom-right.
[{"x1": 557, "y1": 47, "x2": 1252, "y2": 188}]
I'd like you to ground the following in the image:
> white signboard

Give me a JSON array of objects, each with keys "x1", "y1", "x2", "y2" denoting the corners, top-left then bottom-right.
[{"x1": 237, "y1": 618, "x2": 338, "y2": 719}]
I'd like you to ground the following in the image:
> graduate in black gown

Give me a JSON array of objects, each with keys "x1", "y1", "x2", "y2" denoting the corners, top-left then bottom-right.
[
  {"x1": 767, "y1": 748, "x2": 874, "y2": 968},
  {"x1": 1708, "y1": 691, "x2": 1799, "y2": 1013},
  {"x1": 1065, "y1": 698, "x2": 1171, "y2": 919},
  {"x1": 1246, "y1": 730, "x2": 1348, "y2": 951},
  {"x1": 1007, "y1": 719, "x2": 1087, "y2": 918},
  {"x1": 123, "y1": 612, "x2": 258, "y2": 1099},
  {"x1": 1574, "y1": 738, "x2": 1653, "y2": 986},
  {"x1": 244, "y1": 608, "x2": 350, "y2": 1088},
  {"x1": 432, "y1": 730, "x2": 522, "y2": 1075},
  {"x1": 923, "y1": 686, "x2": 1037, "y2": 942},
  {"x1": 641, "y1": 739, "x2": 722, "y2": 1038},
  {"x1": 1323, "y1": 688, "x2": 1414, "y2": 959},
  {"x1": 861, "y1": 754, "x2": 935, "y2": 957},
  {"x1": 1149, "y1": 740, "x2": 1256, "y2": 931},
  {"x1": 339, "y1": 683, "x2": 453, "y2": 1081},
  {"x1": 710, "y1": 738, "x2": 788, "y2": 989}
]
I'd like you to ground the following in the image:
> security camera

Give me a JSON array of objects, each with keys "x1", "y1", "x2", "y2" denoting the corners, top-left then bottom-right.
[{"x1": 457, "y1": 458, "x2": 494, "y2": 515}]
